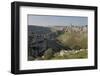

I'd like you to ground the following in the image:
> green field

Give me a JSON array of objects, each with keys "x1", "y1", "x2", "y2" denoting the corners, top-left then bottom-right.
[
  {"x1": 28, "y1": 49, "x2": 87, "y2": 60},
  {"x1": 52, "y1": 49, "x2": 88, "y2": 60}
]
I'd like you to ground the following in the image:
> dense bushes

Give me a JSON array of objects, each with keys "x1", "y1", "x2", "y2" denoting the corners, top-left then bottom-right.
[
  {"x1": 43, "y1": 48, "x2": 54, "y2": 59},
  {"x1": 56, "y1": 32, "x2": 87, "y2": 50}
]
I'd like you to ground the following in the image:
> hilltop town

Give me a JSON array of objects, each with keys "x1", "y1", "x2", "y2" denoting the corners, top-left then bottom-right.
[{"x1": 51, "y1": 25, "x2": 87, "y2": 33}]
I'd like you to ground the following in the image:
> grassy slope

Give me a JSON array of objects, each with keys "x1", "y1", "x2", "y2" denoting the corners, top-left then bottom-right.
[{"x1": 52, "y1": 49, "x2": 88, "y2": 60}]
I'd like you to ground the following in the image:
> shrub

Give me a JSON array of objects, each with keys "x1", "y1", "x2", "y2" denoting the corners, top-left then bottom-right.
[
  {"x1": 56, "y1": 32, "x2": 87, "y2": 50},
  {"x1": 80, "y1": 34, "x2": 88, "y2": 49},
  {"x1": 43, "y1": 48, "x2": 54, "y2": 59}
]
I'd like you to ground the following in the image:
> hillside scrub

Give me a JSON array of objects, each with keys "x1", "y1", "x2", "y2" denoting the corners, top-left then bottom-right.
[
  {"x1": 43, "y1": 48, "x2": 54, "y2": 59},
  {"x1": 52, "y1": 49, "x2": 88, "y2": 60},
  {"x1": 56, "y1": 31, "x2": 87, "y2": 50}
]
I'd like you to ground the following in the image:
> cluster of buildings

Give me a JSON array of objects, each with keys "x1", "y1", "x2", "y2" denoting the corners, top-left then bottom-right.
[{"x1": 52, "y1": 25, "x2": 88, "y2": 33}]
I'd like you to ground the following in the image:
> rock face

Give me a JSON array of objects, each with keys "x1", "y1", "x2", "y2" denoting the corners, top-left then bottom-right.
[
  {"x1": 29, "y1": 37, "x2": 65, "y2": 58},
  {"x1": 28, "y1": 25, "x2": 65, "y2": 58}
]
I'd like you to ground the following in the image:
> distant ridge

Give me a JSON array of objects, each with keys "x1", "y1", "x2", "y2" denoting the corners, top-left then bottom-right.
[{"x1": 28, "y1": 25, "x2": 52, "y2": 35}]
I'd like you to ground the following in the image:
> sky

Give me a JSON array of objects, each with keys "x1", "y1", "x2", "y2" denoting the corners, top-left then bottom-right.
[{"x1": 28, "y1": 15, "x2": 88, "y2": 26}]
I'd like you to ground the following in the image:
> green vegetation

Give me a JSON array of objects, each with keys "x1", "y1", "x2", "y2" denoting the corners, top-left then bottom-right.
[
  {"x1": 28, "y1": 48, "x2": 88, "y2": 61},
  {"x1": 43, "y1": 48, "x2": 54, "y2": 59},
  {"x1": 56, "y1": 32, "x2": 87, "y2": 50},
  {"x1": 52, "y1": 49, "x2": 88, "y2": 60},
  {"x1": 33, "y1": 49, "x2": 88, "y2": 60}
]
